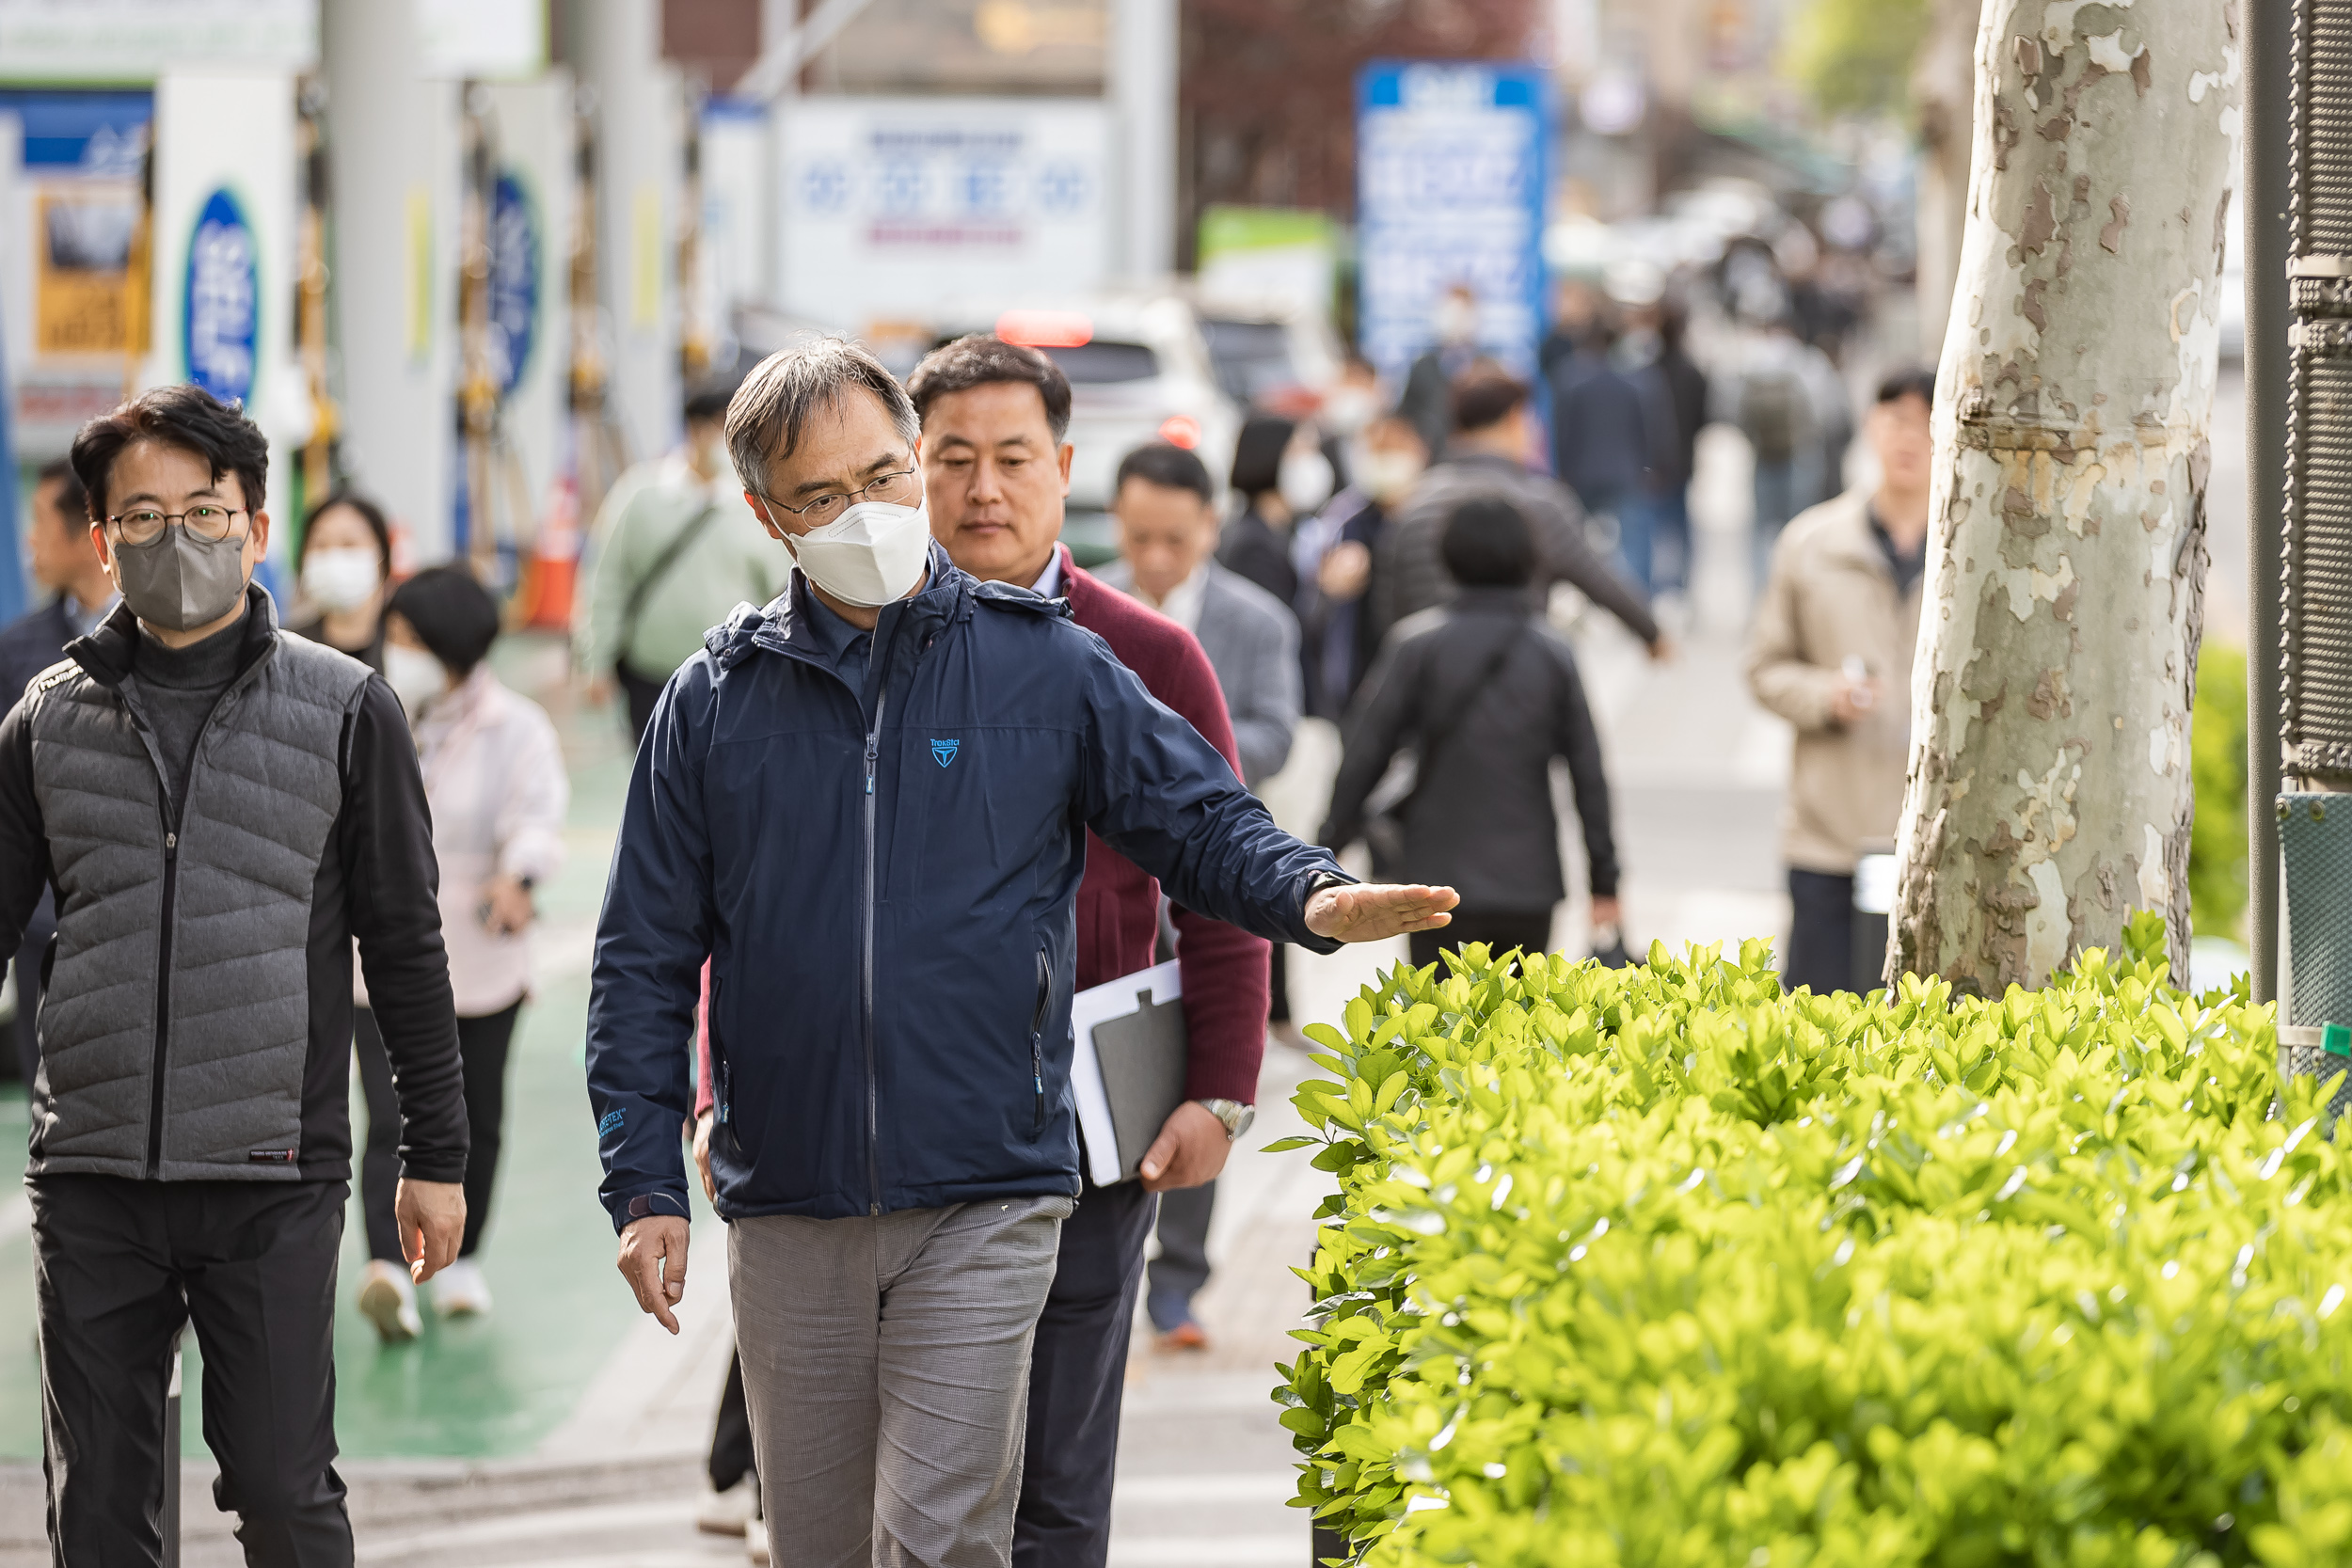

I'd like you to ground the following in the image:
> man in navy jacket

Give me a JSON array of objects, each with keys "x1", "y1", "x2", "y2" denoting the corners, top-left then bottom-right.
[{"x1": 584, "y1": 338, "x2": 1455, "y2": 1568}]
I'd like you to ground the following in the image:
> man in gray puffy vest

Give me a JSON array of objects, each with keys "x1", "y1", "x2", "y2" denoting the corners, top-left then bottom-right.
[{"x1": 0, "y1": 385, "x2": 469, "y2": 1566}]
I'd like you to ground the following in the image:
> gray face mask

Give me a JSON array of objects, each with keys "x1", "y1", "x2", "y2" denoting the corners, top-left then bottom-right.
[{"x1": 112, "y1": 527, "x2": 251, "y2": 632}]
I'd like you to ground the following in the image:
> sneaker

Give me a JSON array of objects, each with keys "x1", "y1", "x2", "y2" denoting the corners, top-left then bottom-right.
[
  {"x1": 1157, "y1": 1320, "x2": 1210, "y2": 1353},
  {"x1": 695, "y1": 1481, "x2": 756, "y2": 1538},
  {"x1": 357, "y1": 1259, "x2": 421, "y2": 1344},
  {"x1": 744, "y1": 1516, "x2": 771, "y2": 1565},
  {"x1": 432, "y1": 1258, "x2": 493, "y2": 1318}
]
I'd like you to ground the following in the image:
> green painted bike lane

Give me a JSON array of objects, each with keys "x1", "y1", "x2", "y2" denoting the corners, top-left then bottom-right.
[{"x1": 0, "y1": 673, "x2": 665, "y2": 1463}]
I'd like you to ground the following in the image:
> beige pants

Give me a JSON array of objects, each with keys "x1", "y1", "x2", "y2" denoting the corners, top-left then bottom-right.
[{"x1": 728, "y1": 1196, "x2": 1073, "y2": 1568}]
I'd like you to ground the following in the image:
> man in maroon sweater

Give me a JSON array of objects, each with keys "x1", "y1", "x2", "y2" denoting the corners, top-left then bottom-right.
[{"x1": 906, "y1": 335, "x2": 1269, "y2": 1568}]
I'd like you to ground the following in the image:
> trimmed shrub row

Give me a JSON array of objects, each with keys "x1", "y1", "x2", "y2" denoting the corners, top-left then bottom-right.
[{"x1": 1276, "y1": 915, "x2": 2344, "y2": 1567}]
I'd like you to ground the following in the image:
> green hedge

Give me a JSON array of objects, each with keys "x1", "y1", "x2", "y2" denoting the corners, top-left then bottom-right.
[
  {"x1": 1276, "y1": 918, "x2": 2352, "y2": 1567},
  {"x1": 2190, "y1": 645, "x2": 2250, "y2": 942}
]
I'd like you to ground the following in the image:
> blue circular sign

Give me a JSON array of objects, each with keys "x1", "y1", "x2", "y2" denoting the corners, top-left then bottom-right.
[
  {"x1": 183, "y1": 186, "x2": 257, "y2": 405},
  {"x1": 487, "y1": 170, "x2": 539, "y2": 397}
]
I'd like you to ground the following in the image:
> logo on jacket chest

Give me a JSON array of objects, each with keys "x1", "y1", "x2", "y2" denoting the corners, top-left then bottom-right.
[{"x1": 930, "y1": 738, "x2": 960, "y2": 768}]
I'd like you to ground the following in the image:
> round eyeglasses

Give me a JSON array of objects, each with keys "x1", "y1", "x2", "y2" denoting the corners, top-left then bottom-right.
[
  {"x1": 107, "y1": 506, "x2": 248, "y2": 546},
  {"x1": 760, "y1": 467, "x2": 918, "y2": 528}
]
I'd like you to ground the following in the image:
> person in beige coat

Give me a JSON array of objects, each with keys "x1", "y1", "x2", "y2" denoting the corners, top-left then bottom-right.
[{"x1": 1744, "y1": 369, "x2": 1934, "y2": 992}]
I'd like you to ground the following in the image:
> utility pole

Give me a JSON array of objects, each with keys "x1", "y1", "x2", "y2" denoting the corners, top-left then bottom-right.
[
  {"x1": 1110, "y1": 0, "x2": 1178, "y2": 281},
  {"x1": 2248, "y1": 0, "x2": 2289, "y2": 1007}
]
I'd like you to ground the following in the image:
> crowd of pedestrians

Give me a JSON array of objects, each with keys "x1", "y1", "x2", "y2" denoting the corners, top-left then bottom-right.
[{"x1": 2, "y1": 227, "x2": 1931, "y2": 1566}]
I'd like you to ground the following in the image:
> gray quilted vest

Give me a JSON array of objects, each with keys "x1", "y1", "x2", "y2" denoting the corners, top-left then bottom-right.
[{"x1": 25, "y1": 594, "x2": 372, "y2": 1180}]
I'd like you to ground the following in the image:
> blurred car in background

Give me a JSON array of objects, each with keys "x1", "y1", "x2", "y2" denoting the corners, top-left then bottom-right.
[
  {"x1": 1186, "y1": 291, "x2": 1344, "y2": 412},
  {"x1": 930, "y1": 293, "x2": 1241, "y2": 564}
]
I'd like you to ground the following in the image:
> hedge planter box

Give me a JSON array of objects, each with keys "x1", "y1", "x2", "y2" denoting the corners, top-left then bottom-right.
[{"x1": 1276, "y1": 916, "x2": 2349, "y2": 1568}]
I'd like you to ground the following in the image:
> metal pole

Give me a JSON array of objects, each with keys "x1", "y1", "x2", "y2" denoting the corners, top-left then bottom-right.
[
  {"x1": 1109, "y1": 0, "x2": 1179, "y2": 281},
  {"x1": 2247, "y1": 0, "x2": 2290, "y2": 1006}
]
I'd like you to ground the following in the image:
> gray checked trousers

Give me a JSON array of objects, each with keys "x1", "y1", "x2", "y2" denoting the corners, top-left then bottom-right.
[{"x1": 729, "y1": 1195, "x2": 1074, "y2": 1568}]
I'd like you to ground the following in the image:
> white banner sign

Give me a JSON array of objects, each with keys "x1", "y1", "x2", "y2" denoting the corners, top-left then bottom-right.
[
  {"x1": 0, "y1": 0, "x2": 316, "y2": 79},
  {"x1": 779, "y1": 96, "x2": 1111, "y2": 330}
]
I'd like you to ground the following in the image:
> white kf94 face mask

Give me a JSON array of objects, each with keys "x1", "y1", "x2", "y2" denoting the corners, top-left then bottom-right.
[{"x1": 773, "y1": 498, "x2": 933, "y2": 609}]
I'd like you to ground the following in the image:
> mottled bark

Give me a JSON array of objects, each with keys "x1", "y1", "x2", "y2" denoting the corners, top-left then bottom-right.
[
  {"x1": 1887, "y1": 0, "x2": 2241, "y2": 993},
  {"x1": 1913, "y1": 0, "x2": 1985, "y2": 361}
]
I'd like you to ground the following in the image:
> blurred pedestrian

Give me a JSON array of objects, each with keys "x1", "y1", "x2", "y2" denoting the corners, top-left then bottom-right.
[
  {"x1": 575, "y1": 378, "x2": 785, "y2": 747},
  {"x1": 1216, "y1": 412, "x2": 1325, "y2": 1045},
  {"x1": 1296, "y1": 414, "x2": 1425, "y2": 719},
  {"x1": 1105, "y1": 441, "x2": 1300, "y2": 786},
  {"x1": 8, "y1": 386, "x2": 466, "y2": 1563},
  {"x1": 0, "y1": 458, "x2": 113, "y2": 1093},
  {"x1": 288, "y1": 490, "x2": 394, "y2": 671},
  {"x1": 353, "y1": 566, "x2": 566, "y2": 1341},
  {"x1": 1743, "y1": 369, "x2": 1934, "y2": 994},
  {"x1": 1218, "y1": 413, "x2": 1330, "y2": 612},
  {"x1": 1723, "y1": 312, "x2": 1831, "y2": 589},
  {"x1": 1623, "y1": 297, "x2": 1709, "y2": 597},
  {"x1": 1324, "y1": 497, "x2": 1621, "y2": 967},
  {"x1": 1101, "y1": 438, "x2": 1300, "y2": 1361},
  {"x1": 589, "y1": 339, "x2": 1450, "y2": 1568},
  {"x1": 1546, "y1": 292, "x2": 1670, "y2": 575},
  {"x1": 1399, "y1": 282, "x2": 1483, "y2": 458},
  {"x1": 898, "y1": 342, "x2": 1279, "y2": 1564},
  {"x1": 1370, "y1": 363, "x2": 1662, "y2": 658}
]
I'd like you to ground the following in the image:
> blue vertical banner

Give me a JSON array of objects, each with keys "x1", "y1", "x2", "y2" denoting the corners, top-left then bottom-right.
[{"x1": 1356, "y1": 60, "x2": 1552, "y2": 384}]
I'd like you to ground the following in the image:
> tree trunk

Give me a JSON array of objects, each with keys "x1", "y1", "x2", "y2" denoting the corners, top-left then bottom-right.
[
  {"x1": 1911, "y1": 0, "x2": 1982, "y2": 363},
  {"x1": 1886, "y1": 0, "x2": 2241, "y2": 993}
]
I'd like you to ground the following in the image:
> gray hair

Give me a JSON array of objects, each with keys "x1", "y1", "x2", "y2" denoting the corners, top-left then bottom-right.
[{"x1": 724, "y1": 337, "x2": 920, "y2": 498}]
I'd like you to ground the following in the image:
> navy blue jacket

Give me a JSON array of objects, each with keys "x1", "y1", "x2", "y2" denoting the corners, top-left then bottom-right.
[{"x1": 586, "y1": 549, "x2": 1347, "y2": 1229}]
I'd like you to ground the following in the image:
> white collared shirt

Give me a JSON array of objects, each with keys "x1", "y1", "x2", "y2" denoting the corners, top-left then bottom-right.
[
  {"x1": 1139, "y1": 563, "x2": 1209, "y2": 633},
  {"x1": 1028, "y1": 554, "x2": 1064, "y2": 599}
]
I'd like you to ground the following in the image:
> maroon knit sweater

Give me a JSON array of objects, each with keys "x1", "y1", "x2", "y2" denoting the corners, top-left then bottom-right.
[{"x1": 694, "y1": 546, "x2": 1270, "y2": 1116}]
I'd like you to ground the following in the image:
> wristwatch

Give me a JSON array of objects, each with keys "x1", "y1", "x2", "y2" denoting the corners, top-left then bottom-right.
[{"x1": 1197, "y1": 1098, "x2": 1255, "y2": 1141}]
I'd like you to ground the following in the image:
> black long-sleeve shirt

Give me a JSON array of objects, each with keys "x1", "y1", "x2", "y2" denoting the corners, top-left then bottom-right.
[{"x1": 0, "y1": 601, "x2": 467, "y2": 1183}]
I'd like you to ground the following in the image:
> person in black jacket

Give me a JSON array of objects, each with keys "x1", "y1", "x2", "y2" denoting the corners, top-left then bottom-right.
[
  {"x1": 1322, "y1": 497, "x2": 1622, "y2": 966},
  {"x1": 0, "y1": 386, "x2": 468, "y2": 1567},
  {"x1": 0, "y1": 458, "x2": 115, "y2": 1092}
]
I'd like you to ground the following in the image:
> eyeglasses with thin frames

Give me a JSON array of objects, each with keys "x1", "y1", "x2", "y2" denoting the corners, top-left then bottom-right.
[
  {"x1": 106, "y1": 506, "x2": 249, "y2": 547},
  {"x1": 758, "y1": 468, "x2": 918, "y2": 529}
]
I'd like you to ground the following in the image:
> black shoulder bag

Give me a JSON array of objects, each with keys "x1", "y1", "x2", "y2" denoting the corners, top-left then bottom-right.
[
  {"x1": 613, "y1": 501, "x2": 723, "y2": 681},
  {"x1": 1361, "y1": 624, "x2": 1531, "y2": 879}
]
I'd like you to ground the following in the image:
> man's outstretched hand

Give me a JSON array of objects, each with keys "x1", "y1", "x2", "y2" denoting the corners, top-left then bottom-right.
[
  {"x1": 618, "y1": 1215, "x2": 691, "y2": 1334},
  {"x1": 1304, "y1": 881, "x2": 1460, "y2": 943}
]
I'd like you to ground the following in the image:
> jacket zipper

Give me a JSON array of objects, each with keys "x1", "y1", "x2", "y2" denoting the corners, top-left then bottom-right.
[
  {"x1": 145, "y1": 823, "x2": 179, "y2": 1177},
  {"x1": 862, "y1": 688, "x2": 887, "y2": 1215},
  {"x1": 1029, "y1": 949, "x2": 1050, "y2": 1138}
]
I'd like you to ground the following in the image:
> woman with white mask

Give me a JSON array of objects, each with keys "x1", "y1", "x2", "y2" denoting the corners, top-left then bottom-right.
[
  {"x1": 353, "y1": 565, "x2": 569, "y2": 1341},
  {"x1": 290, "y1": 490, "x2": 394, "y2": 671}
]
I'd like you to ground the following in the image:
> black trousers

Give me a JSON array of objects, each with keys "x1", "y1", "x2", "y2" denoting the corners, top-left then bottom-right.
[
  {"x1": 1267, "y1": 942, "x2": 1290, "y2": 1024},
  {"x1": 355, "y1": 1002, "x2": 519, "y2": 1262},
  {"x1": 708, "y1": 1349, "x2": 755, "y2": 1495},
  {"x1": 618, "y1": 662, "x2": 667, "y2": 752},
  {"x1": 1407, "y1": 909, "x2": 1554, "y2": 969},
  {"x1": 1013, "y1": 1178, "x2": 1158, "y2": 1568},
  {"x1": 32, "y1": 1173, "x2": 351, "y2": 1568},
  {"x1": 1784, "y1": 869, "x2": 1856, "y2": 995}
]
